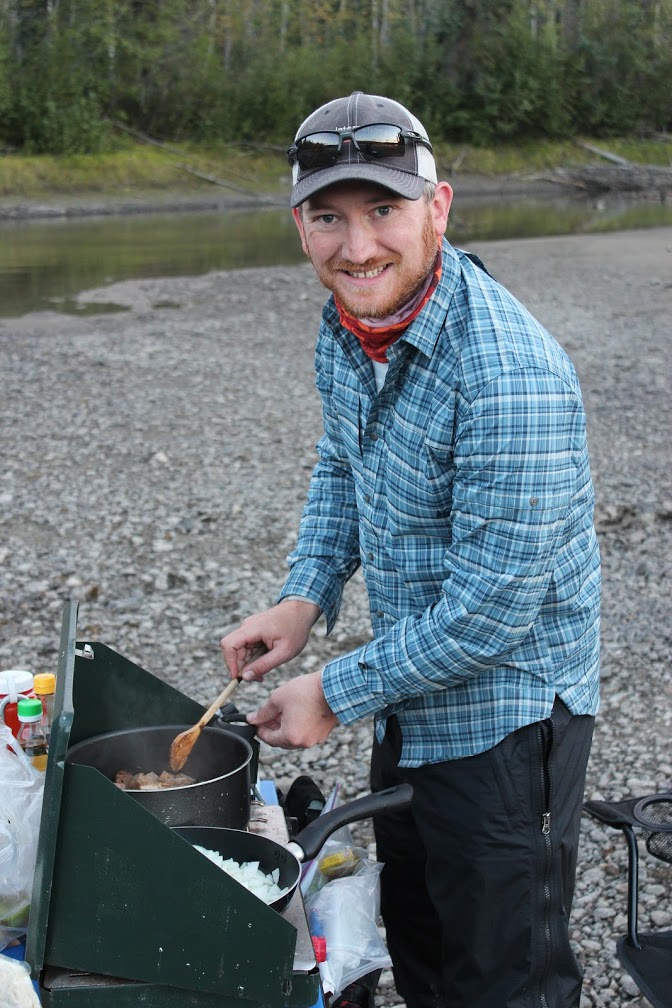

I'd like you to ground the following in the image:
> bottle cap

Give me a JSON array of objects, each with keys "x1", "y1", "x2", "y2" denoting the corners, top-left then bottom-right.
[
  {"x1": 311, "y1": 935, "x2": 327, "y2": 963},
  {"x1": 17, "y1": 697, "x2": 44, "y2": 722},
  {"x1": 33, "y1": 673, "x2": 56, "y2": 694},
  {"x1": 0, "y1": 669, "x2": 34, "y2": 696}
]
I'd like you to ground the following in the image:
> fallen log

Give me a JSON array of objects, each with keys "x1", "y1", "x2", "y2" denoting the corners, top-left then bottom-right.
[
  {"x1": 573, "y1": 140, "x2": 632, "y2": 166},
  {"x1": 107, "y1": 119, "x2": 273, "y2": 199},
  {"x1": 541, "y1": 163, "x2": 672, "y2": 196}
]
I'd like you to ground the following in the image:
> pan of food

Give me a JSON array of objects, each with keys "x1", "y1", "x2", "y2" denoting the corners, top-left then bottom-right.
[
  {"x1": 174, "y1": 782, "x2": 413, "y2": 912},
  {"x1": 65, "y1": 724, "x2": 254, "y2": 828}
]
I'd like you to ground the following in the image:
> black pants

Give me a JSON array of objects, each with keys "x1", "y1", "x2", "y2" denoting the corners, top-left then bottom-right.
[{"x1": 370, "y1": 699, "x2": 594, "y2": 1008}]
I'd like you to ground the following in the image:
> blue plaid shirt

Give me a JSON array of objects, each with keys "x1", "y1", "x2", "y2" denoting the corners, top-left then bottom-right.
[{"x1": 279, "y1": 239, "x2": 600, "y2": 766}]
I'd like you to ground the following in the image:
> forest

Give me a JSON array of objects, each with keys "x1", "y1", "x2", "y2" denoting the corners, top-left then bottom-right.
[{"x1": 0, "y1": 0, "x2": 670, "y2": 155}]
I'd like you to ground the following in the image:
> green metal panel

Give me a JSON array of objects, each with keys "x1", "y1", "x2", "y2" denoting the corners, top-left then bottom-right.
[
  {"x1": 25, "y1": 599, "x2": 78, "y2": 987},
  {"x1": 39, "y1": 967, "x2": 321, "y2": 1008},
  {"x1": 68, "y1": 642, "x2": 206, "y2": 747},
  {"x1": 44, "y1": 765, "x2": 297, "y2": 1003}
]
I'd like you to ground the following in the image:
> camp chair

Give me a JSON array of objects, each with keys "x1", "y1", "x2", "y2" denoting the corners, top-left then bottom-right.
[{"x1": 583, "y1": 792, "x2": 672, "y2": 1008}]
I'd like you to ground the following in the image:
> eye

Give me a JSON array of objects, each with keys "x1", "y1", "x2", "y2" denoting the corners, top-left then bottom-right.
[
  {"x1": 374, "y1": 205, "x2": 393, "y2": 218},
  {"x1": 314, "y1": 213, "x2": 337, "y2": 225}
]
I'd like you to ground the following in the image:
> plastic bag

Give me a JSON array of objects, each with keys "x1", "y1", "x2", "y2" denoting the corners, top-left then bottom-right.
[
  {"x1": 306, "y1": 857, "x2": 391, "y2": 1000},
  {"x1": 0, "y1": 954, "x2": 42, "y2": 1007},
  {"x1": 0, "y1": 724, "x2": 45, "y2": 951},
  {"x1": 302, "y1": 834, "x2": 368, "y2": 900}
]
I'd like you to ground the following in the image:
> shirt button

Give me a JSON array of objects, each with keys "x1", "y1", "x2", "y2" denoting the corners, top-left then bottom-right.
[
  {"x1": 529, "y1": 496, "x2": 539, "y2": 507},
  {"x1": 367, "y1": 552, "x2": 374, "y2": 561},
  {"x1": 375, "y1": 610, "x2": 385, "y2": 618},
  {"x1": 368, "y1": 432, "x2": 379, "y2": 441},
  {"x1": 364, "y1": 494, "x2": 371, "y2": 504}
]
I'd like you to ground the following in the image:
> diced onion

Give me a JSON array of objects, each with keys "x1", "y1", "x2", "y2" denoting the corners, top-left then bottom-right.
[{"x1": 192, "y1": 844, "x2": 288, "y2": 904}]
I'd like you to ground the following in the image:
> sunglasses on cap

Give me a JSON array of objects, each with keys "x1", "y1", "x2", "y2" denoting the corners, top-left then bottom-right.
[{"x1": 287, "y1": 123, "x2": 433, "y2": 171}]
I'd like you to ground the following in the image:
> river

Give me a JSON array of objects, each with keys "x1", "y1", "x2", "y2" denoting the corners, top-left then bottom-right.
[{"x1": 1, "y1": 190, "x2": 670, "y2": 318}]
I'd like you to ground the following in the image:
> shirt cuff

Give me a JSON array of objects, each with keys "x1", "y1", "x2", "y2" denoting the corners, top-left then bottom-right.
[{"x1": 321, "y1": 650, "x2": 385, "y2": 725}]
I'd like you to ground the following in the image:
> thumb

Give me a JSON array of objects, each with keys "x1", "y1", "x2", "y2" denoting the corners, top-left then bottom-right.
[{"x1": 246, "y1": 697, "x2": 281, "y2": 727}]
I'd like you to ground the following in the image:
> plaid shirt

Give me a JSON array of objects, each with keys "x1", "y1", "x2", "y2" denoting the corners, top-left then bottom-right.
[{"x1": 279, "y1": 239, "x2": 600, "y2": 766}]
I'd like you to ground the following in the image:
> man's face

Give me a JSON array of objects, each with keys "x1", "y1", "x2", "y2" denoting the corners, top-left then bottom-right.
[{"x1": 293, "y1": 180, "x2": 453, "y2": 319}]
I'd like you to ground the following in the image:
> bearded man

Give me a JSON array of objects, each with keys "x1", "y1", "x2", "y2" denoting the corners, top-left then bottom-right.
[{"x1": 221, "y1": 91, "x2": 600, "y2": 1008}]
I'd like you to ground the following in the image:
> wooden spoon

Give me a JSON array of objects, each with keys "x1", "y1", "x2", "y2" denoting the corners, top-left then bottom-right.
[{"x1": 169, "y1": 643, "x2": 267, "y2": 772}]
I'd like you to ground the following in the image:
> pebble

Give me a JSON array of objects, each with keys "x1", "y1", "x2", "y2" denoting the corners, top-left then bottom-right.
[{"x1": 0, "y1": 228, "x2": 670, "y2": 1007}]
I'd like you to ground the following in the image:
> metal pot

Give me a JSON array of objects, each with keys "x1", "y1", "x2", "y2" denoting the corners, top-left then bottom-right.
[
  {"x1": 174, "y1": 782, "x2": 413, "y2": 912},
  {"x1": 65, "y1": 724, "x2": 253, "y2": 829}
]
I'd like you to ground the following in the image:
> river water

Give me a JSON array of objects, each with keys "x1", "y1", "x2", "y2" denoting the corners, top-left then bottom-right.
[{"x1": 1, "y1": 191, "x2": 670, "y2": 318}]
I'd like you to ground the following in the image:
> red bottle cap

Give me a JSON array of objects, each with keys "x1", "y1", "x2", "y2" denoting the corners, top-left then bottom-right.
[{"x1": 311, "y1": 935, "x2": 327, "y2": 962}]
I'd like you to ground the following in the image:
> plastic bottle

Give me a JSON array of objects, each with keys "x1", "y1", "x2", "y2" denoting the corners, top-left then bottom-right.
[
  {"x1": 0, "y1": 669, "x2": 35, "y2": 739},
  {"x1": 33, "y1": 672, "x2": 56, "y2": 742},
  {"x1": 16, "y1": 697, "x2": 49, "y2": 771}
]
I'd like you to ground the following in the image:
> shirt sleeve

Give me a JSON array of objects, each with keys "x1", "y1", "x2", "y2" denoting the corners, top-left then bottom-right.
[{"x1": 322, "y1": 365, "x2": 590, "y2": 724}]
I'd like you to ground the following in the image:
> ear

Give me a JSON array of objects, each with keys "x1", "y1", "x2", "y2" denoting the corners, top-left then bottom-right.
[
  {"x1": 431, "y1": 181, "x2": 453, "y2": 238},
  {"x1": 292, "y1": 207, "x2": 310, "y2": 256}
]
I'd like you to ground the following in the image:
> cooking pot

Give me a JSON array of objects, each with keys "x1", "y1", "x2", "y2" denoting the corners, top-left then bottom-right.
[
  {"x1": 174, "y1": 782, "x2": 413, "y2": 912},
  {"x1": 65, "y1": 725, "x2": 253, "y2": 829}
]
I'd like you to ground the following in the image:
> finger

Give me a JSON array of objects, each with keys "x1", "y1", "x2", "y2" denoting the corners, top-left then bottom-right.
[
  {"x1": 254, "y1": 724, "x2": 297, "y2": 749},
  {"x1": 240, "y1": 643, "x2": 288, "y2": 681},
  {"x1": 220, "y1": 636, "x2": 265, "y2": 678},
  {"x1": 239, "y1": 641, "x2": 271, "y2": 681},
  {"x1": 246, "y1": 697, "x2": 281, "y2": 727},
  {"x1": 220, "y1": 637, "x2": 246, "y2": 677}
]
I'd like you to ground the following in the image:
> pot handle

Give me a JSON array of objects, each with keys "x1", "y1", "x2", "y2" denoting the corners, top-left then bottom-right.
[{"x1": 290, "y1": 782, "x2": 413, "y2": 863}]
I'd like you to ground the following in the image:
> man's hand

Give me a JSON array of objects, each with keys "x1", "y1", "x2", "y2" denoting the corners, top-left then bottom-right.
[
  {"x1": 246, "y1": 671, "x2": 338, "y2": 749},
  {"x1": 220, "y1": 599, "x2": 321, "y2": 681}
]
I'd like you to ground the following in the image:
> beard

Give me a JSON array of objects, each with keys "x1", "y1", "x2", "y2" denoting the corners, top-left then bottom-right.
[{"x1": 310, "y1": 209, "x2": 439, "y2": 320}]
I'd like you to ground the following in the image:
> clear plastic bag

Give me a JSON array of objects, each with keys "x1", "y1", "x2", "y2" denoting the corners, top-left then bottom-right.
[
  {"x1": 0, "y1": 724, "x2": 45, "y2": 951},
  {"x1": 306, "y1": 857, "x2": 391, "y2": 1000},
  {"x1": 0, "y1": 954, "x2": 42, "y2": 1007}
]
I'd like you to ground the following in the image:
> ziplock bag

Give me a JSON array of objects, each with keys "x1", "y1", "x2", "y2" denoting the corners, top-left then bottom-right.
[{"x1": 306, "y1": 857, "x2": 391, "y2": 1000}]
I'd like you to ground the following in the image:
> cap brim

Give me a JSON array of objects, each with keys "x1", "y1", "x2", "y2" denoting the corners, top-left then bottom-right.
[{"x1": 290, "y1": 161, "x2": 426, "y2": 208}]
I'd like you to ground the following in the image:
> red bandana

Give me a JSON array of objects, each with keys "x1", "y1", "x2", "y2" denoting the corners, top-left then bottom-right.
[{"x1": 335, "y1": 253, "x2": 442, "y2": 363}]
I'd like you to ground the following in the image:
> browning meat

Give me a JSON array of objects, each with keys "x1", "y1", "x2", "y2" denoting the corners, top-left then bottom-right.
[{"x1": 114, "y1": 769, "x2": 196, "y2": 790}]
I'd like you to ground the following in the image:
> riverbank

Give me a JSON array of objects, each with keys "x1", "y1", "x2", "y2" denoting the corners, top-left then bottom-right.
[
  {"x1": 2, "y1": 132, "x2": 669, "y2": 220},
  {"x1": 1, "y1": 227, "x2": 671, "y2": 1006},
  {"x1": 0, "y1": 171, "x2": 568, "y2": 220}
]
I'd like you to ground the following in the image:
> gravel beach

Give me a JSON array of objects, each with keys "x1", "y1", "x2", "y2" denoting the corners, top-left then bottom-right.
[{"x1": 1, "y1": 225, "x2": 671, "y2": 1006}]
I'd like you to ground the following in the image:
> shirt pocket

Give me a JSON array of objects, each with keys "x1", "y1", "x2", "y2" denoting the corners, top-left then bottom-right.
[{"x1": 385, "y1": 433, "x2": 455, "y2": 538}]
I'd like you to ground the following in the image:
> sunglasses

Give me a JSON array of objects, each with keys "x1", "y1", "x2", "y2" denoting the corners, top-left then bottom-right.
[{"x1": 287, "y1": 123, "x2": 433, "y2": 171}]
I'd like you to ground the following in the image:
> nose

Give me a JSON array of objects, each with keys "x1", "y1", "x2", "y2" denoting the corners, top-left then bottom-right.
[{"x1": 341, "y1": 219, "x2": 378, "y2": 265}]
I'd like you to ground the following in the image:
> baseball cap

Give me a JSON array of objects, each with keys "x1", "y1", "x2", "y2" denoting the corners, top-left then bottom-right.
[{"x1": 288, "y1": 91, "x2": 437, "y2": 208}]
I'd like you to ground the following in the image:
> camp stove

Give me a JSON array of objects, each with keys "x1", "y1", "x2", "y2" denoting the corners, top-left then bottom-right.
[{"x1": 25, "y1": 600, "x2": 324, "y2": 1007}]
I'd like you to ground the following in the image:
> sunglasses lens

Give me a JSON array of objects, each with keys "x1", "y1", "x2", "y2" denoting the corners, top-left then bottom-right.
[
  {"x1": 293, "y1": 124, "x2": 424, "y2": 171},
  {"x1": 296, "y1": 132, "x2": 340, "y2": 169},
  {"x1": 355, "y1": 124, "x2": 406, "y2": 158}
]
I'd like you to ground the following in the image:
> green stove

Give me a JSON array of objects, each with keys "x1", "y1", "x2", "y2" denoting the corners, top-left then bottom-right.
[{"x1": 25, "y1": 600, "x2": 323, "y2": 1007}]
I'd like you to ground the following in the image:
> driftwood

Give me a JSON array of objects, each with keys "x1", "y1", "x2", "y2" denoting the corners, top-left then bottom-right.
[
  {"x1": 528, "y1": 137, "x2": 672, "y2": 196},
  {"x1": 546, "y1": 163, "x2": 672, "y2": 195},
  {"x1": 573, "y1": 140, "x2": 632, "y2": 166},
  {"x1": 107, "y1": 120, "x2": 277, "y2": 200}
]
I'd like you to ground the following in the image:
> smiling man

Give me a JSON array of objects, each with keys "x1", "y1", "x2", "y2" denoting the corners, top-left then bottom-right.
[{"x1": 221, "y1": 92, "x2": 600, "y2": 1008}]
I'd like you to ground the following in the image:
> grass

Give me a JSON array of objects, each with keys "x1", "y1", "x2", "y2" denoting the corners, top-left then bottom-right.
[{"x1": 0, "y1": 133, "x2": 669, "y2": 200}]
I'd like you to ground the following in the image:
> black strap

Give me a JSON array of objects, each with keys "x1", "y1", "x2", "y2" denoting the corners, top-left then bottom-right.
[{"x1": 463, "y1": 250, "x2": 494, "y2": 279}]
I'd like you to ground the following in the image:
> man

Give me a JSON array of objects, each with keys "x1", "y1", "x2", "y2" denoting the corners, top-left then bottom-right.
[{"x1": 220, "y1": 91, "x2": 600, "y2": 1008}]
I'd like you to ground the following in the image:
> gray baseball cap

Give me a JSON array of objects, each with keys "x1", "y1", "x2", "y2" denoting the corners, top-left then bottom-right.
[{"x1": 288, "y1": 91, "x2": 437, "y2": 208}]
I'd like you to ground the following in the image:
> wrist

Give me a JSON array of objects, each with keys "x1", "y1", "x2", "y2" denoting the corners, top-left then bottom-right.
[{"x1": 278, "y1": 597, "x2": 322, "y2": 624}]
